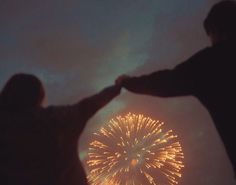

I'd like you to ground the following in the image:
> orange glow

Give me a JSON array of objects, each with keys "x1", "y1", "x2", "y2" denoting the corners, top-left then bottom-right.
[{"x1": 86, "y1": 113, "x2": 185, "y2": 185}]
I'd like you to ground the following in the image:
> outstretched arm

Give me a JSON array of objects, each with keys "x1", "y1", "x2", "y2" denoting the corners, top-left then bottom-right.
[
  {"x1": 115, "y1": 48, "x2": 210, "y2": 97},
  {"x1": 77, "y1": 84, "x2": 121, "y2": 121},
  {"x1": 47, "y1": 84, "x2": 121, "y2": 135},
  {"x1": 117, "y1": 64, "x2": 196, "y2": 97}
]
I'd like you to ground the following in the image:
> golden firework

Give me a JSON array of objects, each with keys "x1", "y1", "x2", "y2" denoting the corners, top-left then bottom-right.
[{"x1": 86, "y1": 113, "x2": 184, "y2": 185}]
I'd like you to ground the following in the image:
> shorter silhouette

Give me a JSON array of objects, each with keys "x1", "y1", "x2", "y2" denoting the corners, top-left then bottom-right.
[
  {"x1": 116, "y1": 0, "x2": 236, "y2": 177},
  {"x1": 0, "y1": 73, "x2": 121, "y2": 185}
]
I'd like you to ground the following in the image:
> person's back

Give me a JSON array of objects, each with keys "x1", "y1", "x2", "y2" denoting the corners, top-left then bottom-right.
[
  {"x1": 192, "y1": 41, "x2": 235, "y2": 117},
  {"x1": 0, "y1": 74, "x2": 121, "y2": 185},
  {"x1": 177, "y1": 40, "x2": 236, "y2": 172},
  {"x1": 0, "y1": 107, "x2": 87, "y2": 185},
  {"x1": 193, "y1": 41, "x2": 236, "y2": 171}
]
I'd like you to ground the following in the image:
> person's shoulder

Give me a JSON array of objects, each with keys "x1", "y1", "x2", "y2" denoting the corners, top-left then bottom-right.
[
  {"x1": 178, "y1": 46, "x2": 214, "y2": 69},
  {"x1": 189, "y1": 46, "x2": 213, "y2": 60},
  {"x1": 42, "y1": 105, "x2": 65, "y2": 115},
  {"x1": 42, "y1": 104, "x2": 77, "y2": 119},
  {"x1": 173, "y1": 46, "x2": 213, "y2": 73}
]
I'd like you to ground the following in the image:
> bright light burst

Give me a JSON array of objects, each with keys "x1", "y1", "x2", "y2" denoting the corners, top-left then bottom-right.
[{"x1": 86, "y1": 113, "x2": 184, "y2": 185}]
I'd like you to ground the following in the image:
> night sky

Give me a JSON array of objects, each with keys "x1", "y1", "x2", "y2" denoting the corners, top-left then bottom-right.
[{"x1": 0, "y1": 0, "x2": 235, "y2": 184}]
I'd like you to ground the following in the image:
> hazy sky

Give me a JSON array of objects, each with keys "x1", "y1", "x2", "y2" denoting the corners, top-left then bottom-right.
[{"x1": 0, "y1": 0, "x2": 235, "y2": 184}]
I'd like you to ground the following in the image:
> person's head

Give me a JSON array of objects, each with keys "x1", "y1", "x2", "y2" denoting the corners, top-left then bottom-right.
[
  {"x1": 0, "y1": 73, "x2": 45, "y2": 109},
  {"x1": 204, "y1": 0, "x2": 236, "y2": 45}
]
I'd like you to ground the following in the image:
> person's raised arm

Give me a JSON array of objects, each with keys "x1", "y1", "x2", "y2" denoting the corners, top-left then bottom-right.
[
  {"x1": 116, "y1": 68, "x2": 194, "y2": 97},
  {"x1": 77, "y1": 84, "x2": 121, "y2": 121},
  {"x1": 116, "y1": 47, "x2": 212, "y2": 97},
  {"x1": 116, "y1": 49, "x2": 207, "y2": 98},
  {"x1": 47, "y1": 84, "x2": 121, "y2": 135}
]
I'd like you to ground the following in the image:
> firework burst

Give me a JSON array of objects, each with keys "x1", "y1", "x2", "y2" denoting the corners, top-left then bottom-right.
[{"x1": 86, "y1": 113, "x2": 184, "y2": 185}]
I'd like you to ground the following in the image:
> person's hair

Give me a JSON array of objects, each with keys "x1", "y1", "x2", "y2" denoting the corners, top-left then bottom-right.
[
  {"x1": 204, "y1": 0, "x2": 236, "y2": 39},
  {"x1": 0, "y1": 73, "x2": 45, "y2": 109}
]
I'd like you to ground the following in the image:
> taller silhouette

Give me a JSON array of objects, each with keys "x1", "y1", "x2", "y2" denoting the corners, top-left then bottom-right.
[
  {"x1": 0, "y1": 73, "x2": 121, "y2": 185},
  {"x1": 116, "y1": 0, "x2": 236, "y2": 177}
]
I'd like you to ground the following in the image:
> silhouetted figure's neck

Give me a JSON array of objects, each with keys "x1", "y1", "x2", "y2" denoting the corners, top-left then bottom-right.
[{"x1": 210, "y1": 35, "x2": 236, "y2": 46}]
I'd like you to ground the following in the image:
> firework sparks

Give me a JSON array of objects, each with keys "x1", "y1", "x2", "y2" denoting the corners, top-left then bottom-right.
[{"x1": 86, "y1": 113, "x2": 184, "y2": 185}]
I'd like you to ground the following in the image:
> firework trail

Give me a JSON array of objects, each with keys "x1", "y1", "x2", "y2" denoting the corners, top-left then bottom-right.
[{"x1": 86, "y1": 113, "x2": 184, "y2": 185}]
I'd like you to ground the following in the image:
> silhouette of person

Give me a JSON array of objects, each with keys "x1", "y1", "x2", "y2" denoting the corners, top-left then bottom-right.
[
  {"x1": 116, "y1": 0, "x2": 236, "y2": 177},
  {"x1": 0, "y1": 73, "x2": 121, "y2": 185}
]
